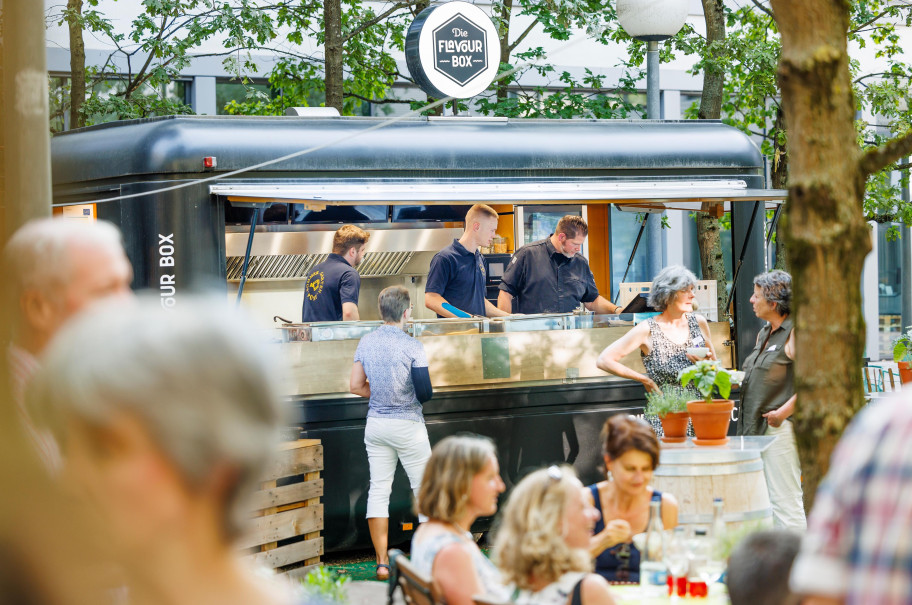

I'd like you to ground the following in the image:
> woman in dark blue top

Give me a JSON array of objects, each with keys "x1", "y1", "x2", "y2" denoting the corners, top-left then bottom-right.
[{"x1": 587, "y1": 415, "x2": 679, "y2": 582}]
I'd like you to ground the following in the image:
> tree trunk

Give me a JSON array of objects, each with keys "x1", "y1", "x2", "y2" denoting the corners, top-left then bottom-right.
[
  {"x1": 324, "y1": 0, "x2": 344, "y2": 112},
  {"x1": 496, "y1": 0, "x2": 512, "y2": 102},
  {"x1": 697, "y1": 0, "x2": 725, "y2": 121},
  {"x1": 67, "y1": 0, "x2": 86, "y2": 129},
  {"x1": 770, "y1": 107, "x2": 789, "y2": 270},
  {"x1": 696, "y1": 0, "x2": 727, "y2": 317},
  {"x1": 769, "y1": 0, "x2": 870, "y2": 511},
  {"x1": 696, "y1": 212, "x2": 727, "y2": 314}
]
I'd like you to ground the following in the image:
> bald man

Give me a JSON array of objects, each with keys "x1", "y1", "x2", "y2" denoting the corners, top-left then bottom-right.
[
  {"x1": 4, "y1": 218, "x2": 133, "y2": 470},
  {"x1": 425, "y1": 204, "x2": 510, "y2": 318}
]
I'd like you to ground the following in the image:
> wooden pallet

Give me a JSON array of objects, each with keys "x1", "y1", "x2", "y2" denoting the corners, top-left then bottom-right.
[{"x1": 242, "y1": 439, "x2": 324, "y2": 579}]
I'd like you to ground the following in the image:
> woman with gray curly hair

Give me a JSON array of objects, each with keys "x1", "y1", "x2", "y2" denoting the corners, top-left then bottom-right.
[
  {"x1": 740, "y1": 270, "x2": 805, "y2": 530},
  {"x1": 494, "y1": 465, "x2": 615, "y2": 605},
  {"x1": 596, "y1": 266, "x2": 717, "y2": 432}
]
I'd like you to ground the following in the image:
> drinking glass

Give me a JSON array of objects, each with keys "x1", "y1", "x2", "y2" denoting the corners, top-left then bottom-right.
[
  {"x1": 664, "y1": 529, "x2": 689, "y2": 597},
  {"x1": 664, "y1": 530, "x2": 689, "y2": 577},
  {"x1": 693, "y1": 533, "x2": 726, "y2": 587}
]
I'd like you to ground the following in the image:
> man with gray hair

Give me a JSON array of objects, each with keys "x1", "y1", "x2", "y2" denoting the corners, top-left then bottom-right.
[
  {"x1": 29, "y1": 296, "x2": 297, "y2": 605},
  {"x1": 4, "y1": 218, "x2": 133, "y2": 471}
]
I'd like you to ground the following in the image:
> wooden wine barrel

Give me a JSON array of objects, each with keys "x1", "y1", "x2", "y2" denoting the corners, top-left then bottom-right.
[{"x1": 651, "y1": 436, "x2": 775, "y2": 532}]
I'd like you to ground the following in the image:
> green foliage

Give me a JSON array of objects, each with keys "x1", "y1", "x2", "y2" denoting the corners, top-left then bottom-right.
[
  {"x1": 301, "y1": 566, "x2": 349, "y2": 603},
  {"x1": 716, "y1": 520, "x2": 768, "y2": 562},
  {"x1": 229, "y1": 0, "x2": 416, "y2": 116},
  {"x1": 645, "y1": 385, "x2": 691, "y2": 417},
  {"x1": 893, "y1": 327, "x2": 912, "y2": 363},
  {"x1": 675, "y1": 1, "x2": 912, "y2": 230},
  {"x1": 679, "y1": 360, "x2": 744, "y2": 404},
  {"x1": 51, "y1": 0, "x2": 282, "y2": 125}
]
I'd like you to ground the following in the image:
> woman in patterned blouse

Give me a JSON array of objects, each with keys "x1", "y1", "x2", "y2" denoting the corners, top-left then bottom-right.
[{"x1": 595, "y1": 265, "x2": 717, "y2": 433}]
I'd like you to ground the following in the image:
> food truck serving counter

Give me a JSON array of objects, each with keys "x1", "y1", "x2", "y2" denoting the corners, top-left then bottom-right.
[
  {"x1": 285, "y1": 311, "x2": 734, "y2": 550},
  {"x1": 51, "y1": 115, "x2": 785, "y2": 551}
]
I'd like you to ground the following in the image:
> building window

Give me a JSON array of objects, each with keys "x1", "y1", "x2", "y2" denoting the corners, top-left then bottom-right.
[{"x1": 877, "y1": 222, "x2": 904, "y2": 359}]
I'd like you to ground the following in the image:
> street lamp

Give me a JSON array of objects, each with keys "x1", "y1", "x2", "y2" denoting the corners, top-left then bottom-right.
[
  {"x1": 616, "y1": 0, "x2": 688, "y2": 278},
  {"x1": 616, "y1": 0, "x2": 688, "y2": 119}
]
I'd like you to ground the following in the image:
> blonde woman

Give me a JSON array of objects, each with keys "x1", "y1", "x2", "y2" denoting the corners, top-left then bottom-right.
[
  {"x1": 495, "y1": 466, "x2": 616, "y2": 605},
  {"x1": 411, "y1": 435, "x2": 508, "y2": 605}
]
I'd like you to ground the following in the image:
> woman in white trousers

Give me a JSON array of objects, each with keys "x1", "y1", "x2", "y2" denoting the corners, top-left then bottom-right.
[{"x1": 350, "y1": 285, "x2": 434, "y2": 579}]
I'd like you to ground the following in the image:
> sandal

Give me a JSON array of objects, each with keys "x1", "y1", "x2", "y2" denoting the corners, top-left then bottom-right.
[{"x1": 376, "y1": 563, "x2": 390, "y2": 581}]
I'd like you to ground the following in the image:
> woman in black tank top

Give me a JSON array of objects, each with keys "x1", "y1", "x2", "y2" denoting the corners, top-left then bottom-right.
[{"x1": 586, "y1": 415, "x2": 679, "y2": 582}]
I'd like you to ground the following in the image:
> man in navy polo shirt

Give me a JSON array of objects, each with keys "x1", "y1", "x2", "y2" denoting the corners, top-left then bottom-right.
[
  {"x1": 425, "y1": 204, "x2": 510, "y2": 318},
  {"x1": 497, "y1": 215, "x2": 622, "y2": 315},
  {"x1": 302, "y1": 224, "x2": 370, "y2": 322}
]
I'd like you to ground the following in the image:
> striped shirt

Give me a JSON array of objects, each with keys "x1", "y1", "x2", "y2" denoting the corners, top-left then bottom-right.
[
  {"x1": 8, "y1": 344, "x2": 62, "y2": 474},
  {"x1": 790, "y1": 392, "x2": 912, "y2": 604}
]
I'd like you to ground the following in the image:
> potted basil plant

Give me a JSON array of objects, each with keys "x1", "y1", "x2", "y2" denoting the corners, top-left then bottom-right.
[
  {"x1": 893, "y1": 327, "x2": 912, "y2": 384},
  {"x1": 645, "y1": 385, "x2": 691, "y2": 443},
  {"x1": 678, "y1": 360, "x2": 745, "y2": 445}
]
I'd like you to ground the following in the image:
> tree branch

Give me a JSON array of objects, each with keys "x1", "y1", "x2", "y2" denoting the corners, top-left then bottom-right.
[
  {"x1": 124, "y1": 14, "x2": 168, "y2": 97},
  {"x1": 748, "y1": 0, "x2": 774, "y2": 19},
  {"x1": 346, "y1": 92, "x2": 415, "y2": 104},
  {"x1": 508, "y1": 20, "x2": 537, "y2": 53},
  {"x1": 344, "y1": 1, "x2": 416, "y2": 41},
  {"x1": 860, "y1": 131, "x2": 912, "y2": 177},
  {"x1": 849, "y1": 8, "x2": 894, "y2": 34},
  {"x1": 854, "y1": 71, "x2": 910, "y2": 85}
]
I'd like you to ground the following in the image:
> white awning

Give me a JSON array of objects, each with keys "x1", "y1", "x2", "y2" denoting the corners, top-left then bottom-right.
[{"x1": 210, "y1": 179, "x2": 786, "y2": 211}]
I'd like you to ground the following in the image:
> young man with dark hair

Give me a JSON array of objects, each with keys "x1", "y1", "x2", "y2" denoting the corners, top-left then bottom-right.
[
  {"x1": 498, "y1": 215, "x2": 621, "y2": 315},
  {"x1": 302, "y1": 224, "x2": 370, "y2": 322}
]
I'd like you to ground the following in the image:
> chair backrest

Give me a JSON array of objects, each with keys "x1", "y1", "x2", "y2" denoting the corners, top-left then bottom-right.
[
  {"x1": 388, "y1": 548, "x2": 440, "y2": 605},
  {"x1": 864, "y1": 366, "x2": 885, "y2": 393}
]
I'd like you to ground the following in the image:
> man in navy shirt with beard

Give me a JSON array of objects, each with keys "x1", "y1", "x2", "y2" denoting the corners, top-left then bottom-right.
[
  {"x1": 302, "y1": 224, "x2": 370, "y2": 322},
  {"x1": 425, "y1": 204, "x2": 510, "y2": 318}
]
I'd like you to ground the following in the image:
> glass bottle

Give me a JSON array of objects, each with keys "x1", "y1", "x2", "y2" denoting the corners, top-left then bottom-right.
[
  {"x1": 639, "y1": 494, "x2": 667, "y2": 597},
  {"x1": 711, "y1": 497, "x2": 726, "y2": 548},
  {"x1": 687, "y1": 528, "x2": 709, "y2": 598},
  {"x1": 702, "y1": 498, "x2": 728, "y2": 588}
]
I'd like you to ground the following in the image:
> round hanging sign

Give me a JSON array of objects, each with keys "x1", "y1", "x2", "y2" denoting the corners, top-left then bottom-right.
[{"x1": 405, "y1": 1, "x2": 500, "y2": 99}]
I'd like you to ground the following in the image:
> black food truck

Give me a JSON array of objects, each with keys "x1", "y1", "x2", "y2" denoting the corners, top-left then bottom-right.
[{"x1": 51, "y1": 115, "x2": 784, "y2": 552}]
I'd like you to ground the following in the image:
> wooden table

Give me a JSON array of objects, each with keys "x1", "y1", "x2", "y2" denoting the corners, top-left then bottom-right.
[{"x1": 611, "y1": 583, "x2": 729, "y2": 604}]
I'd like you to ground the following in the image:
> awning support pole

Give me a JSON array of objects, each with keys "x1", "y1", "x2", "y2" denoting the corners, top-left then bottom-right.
[
  {"x1": 235, "y1": 206, "x2": 261, "y2": 305},
  {"x1": 725, "y1": 200, "x2": 761, "y2": 312},
  {"x1": 613, "y1": 214, "x2": 649, "y2": 304},
  {"x1": 765, "y1": 204, "x2": 783, "y2": 254}
]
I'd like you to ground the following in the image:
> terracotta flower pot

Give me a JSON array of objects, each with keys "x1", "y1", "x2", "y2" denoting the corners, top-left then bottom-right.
[
  {"x1": 659, "y1": 411, "x2": 690, "y2": 443},
  {"x1": 686, "y1": 399, "x2": 734, "y2": 444},
  {"x1": 899, "y1": 361, "x2": 912, "y2": 385}
]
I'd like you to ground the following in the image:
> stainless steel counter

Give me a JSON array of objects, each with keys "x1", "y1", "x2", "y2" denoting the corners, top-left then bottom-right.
[{"x1": 277, "y1": 311, "x2": 649, "y2": 342}]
